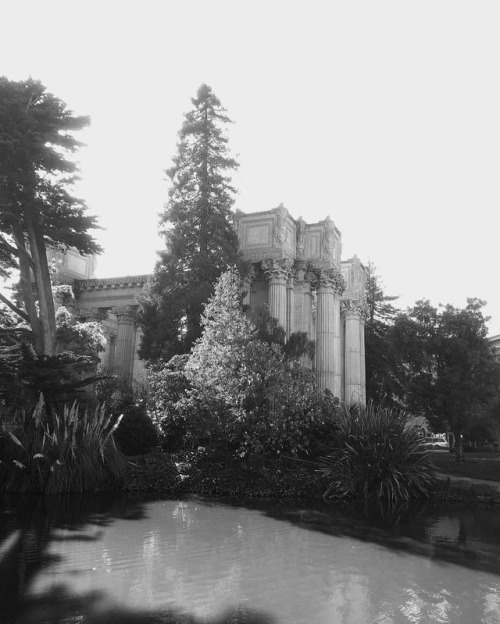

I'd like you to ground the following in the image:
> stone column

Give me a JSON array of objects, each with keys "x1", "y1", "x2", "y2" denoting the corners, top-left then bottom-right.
[
  {"x1": 316, "y1": 273, "x2": 335, "y2": 393},
  {"x1": 262, "y1": 259, "x2": 291, "y2": 330},
  {"x1": 332, "y1": 293, "x2": 342, "y2": 397},
  {"x1": 101, "y1": 325, "x2": 117, "y2": 371},
  {"x1": 112, "y1": 305, "x2": 137, "y2": 385},
  {"x1": 286, "y1": 272, "x2": 295, "y2": 338},
  {"x1": 312, "y1": 268, "x2": 344, "y2": 397},
  {"x1": 241, "y1": 267, "x2": 255, "y2": 309},
  {"x1": 343, "y1": 300, "x2": 363, "y2": 404},
  {"x1": 294, "y1": 262, "x2": 312, "y2": 336},
  {"x1": 132, "y1": 325, "x2": 148, "y2": 388},
  {"x1": 360, "y1": 316, "x2": 366, "y2": 404}
]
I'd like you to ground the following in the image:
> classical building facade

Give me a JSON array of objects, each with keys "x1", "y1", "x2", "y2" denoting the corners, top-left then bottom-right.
[
  {"x1": 237, "y1": 206, "x2": 366, "y2": 403},
  {"x1": 54, "y1": 206, "x2": 367, "y2": 402}
]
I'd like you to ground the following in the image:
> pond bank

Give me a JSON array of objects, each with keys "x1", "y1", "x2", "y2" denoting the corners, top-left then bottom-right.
[{"x1": 121, "y1": 449, "x2": 500, "y2": 505}]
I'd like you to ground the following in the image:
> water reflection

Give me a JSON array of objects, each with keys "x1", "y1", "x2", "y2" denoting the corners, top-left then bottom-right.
[{"x1": 1, "y1": 495, "x2": 500, "y2": 623}]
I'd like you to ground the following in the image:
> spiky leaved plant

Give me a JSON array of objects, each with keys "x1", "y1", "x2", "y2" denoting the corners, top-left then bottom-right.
[
  {"x1": 319, "y1": 402, "x2": 436, "y2": 501},
  {"x1": 0, "y1": 395, "x2": 125, "y2": 493}
]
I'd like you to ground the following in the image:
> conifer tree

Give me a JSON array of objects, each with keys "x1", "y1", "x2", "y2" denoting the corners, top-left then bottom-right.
[
  {"x1": 140, "y1": 84, "x2": 243, "y2": 362},
  {"x1": 0, "y1": 77, "x2": 101, "y2": 357}
]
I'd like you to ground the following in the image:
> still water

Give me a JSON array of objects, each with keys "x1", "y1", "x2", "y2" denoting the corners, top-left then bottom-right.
[{"x1": 1, "y1": 494, "x2": 500, "y2": 623}]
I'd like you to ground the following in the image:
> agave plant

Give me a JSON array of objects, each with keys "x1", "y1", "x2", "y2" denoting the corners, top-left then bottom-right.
[
  {"x1": 0, "y1": 395, "x2": 125, "y2": 493},
  {"x1": 319, "y1": 402, "x2": 436, "y2": 501}
]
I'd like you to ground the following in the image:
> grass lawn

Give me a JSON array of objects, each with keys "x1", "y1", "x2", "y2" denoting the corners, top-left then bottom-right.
[{"x1": 431, "y1": 450, "x2": 500, "y2": 483}]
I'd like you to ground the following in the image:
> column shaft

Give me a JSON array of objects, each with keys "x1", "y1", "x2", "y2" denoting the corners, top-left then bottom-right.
[
  {"x1": 316, "y1": 284, "x2": 335, "y2": 393},
  {"x1": 344, "y1": 309, "x2": 362, "y2": 404},
  {"x1": 113, "y1": 307, "x2": 136, "y2": 385}
]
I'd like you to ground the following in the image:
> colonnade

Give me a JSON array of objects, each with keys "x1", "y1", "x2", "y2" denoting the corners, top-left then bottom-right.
[
  {"x1": 259, "y1": 259, "x2": 365, "y2": 404},
  {"x1": 79, "y1": 305, "x2": 144, "y2": 386}
]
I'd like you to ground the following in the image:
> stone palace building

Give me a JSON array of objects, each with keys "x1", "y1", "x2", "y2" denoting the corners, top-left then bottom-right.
[{"x1": 58, "y1": 206, "x2": 367, "y2": 403}]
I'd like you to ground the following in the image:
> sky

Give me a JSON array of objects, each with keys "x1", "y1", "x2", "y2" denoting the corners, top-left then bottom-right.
[{"x1": 2, "y1": 0, "x2": 499, "y2": 335}]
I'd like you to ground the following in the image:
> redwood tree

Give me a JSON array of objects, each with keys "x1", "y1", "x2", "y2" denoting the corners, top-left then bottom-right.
[
  {"x1": 0, "y1": 77, "x2": 101, "y2": 356},
  {"x1": 139, "y1": 84, "x2": 244, "y2": 362}
]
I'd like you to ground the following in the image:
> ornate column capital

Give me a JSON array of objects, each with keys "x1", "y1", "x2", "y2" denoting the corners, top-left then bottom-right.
[
  {"x1": 112, "y1": 305, "x2": 138, "y2": 323},
  {"x1": 308, "y1": 267, "x2": 345, "y2": 294},
  {"x1": 261, "y1": 258, "x2": 294, "y2": 282},
  {"x1": 341, "y1": 298, "x2": 368, "y2": 319}
]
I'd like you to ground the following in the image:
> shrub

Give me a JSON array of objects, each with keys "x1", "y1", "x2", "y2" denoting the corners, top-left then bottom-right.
[
  {"x1": 320, "y1": 402, "x2": 436, "y2": 501},
  {"x1": 112, "y1": 395, "x2": 159, "y2": 456},
  {"x1": 181, "y1": 267, "x2": 338, "y2": 459},
  {"x1": 0, "y1": 395, "x2": 125, "y2": 493},
  {"x1": 147, "y1": 355, "x2": 191, "y2": 451}
]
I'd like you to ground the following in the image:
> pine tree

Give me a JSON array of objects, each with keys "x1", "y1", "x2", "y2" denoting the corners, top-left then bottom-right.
[
  {"x1": 139, "y1": 84, "x2": 244, "y2": 362},
  {"x1": 0, "y1": 77, "x2": 101, "y2": 357}
]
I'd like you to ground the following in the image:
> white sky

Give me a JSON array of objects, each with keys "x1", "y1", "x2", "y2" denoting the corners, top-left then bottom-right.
[{"x1": 2, "y1": 0, "x2": 499, "y2": 334}]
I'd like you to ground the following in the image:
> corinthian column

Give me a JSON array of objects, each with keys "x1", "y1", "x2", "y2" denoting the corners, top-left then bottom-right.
[
  {"x1": 316, "y1": 274, "x2": 335, "y2": 393},
  {"x1": 295, "y1": 262, "x2": 313, "y2": 337},
  {"x1": 360, "y1": 316, "x2": 366, "y2": 404},
  {"x1": 112, "y1": 305, "x2": 137, "y2": 384},
  {"x1": 286, "y1": 272, "x2": 295, "y2": 337},
  {"x1": 314, "y1": 268, "x2": 344, "y2": 397},
  {"x1": 343, "y1": 300, "x2": 363, "y2": 404},
  {"x1": 262, "y1": 259, "x2": 292, "y2": 330}
]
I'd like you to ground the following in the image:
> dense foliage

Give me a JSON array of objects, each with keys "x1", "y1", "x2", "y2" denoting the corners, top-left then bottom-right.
[
  {"x1": 390, "y1": 298, "x2": 500, "y2": 456},
  {"x1": 0, "y1": 396, "x2": 125, "y2": 493},
  {"x1": 112, "y1": 394, "x2": 159, "y2": 456},
  {"x1": 0, "y1": 286, "x2": 105, "y2": 416},
  {"x1": 148, "y1": 268, "x2": 337, "y2": 460},
  {"x1": 320, "y1": 403, "x2": 436, "y2": 501},
  {"x1": 0, "y1": 77, "x2": 101, "y2": 357},
  {"x1": 363, "y1": 262, "x2": 400, "y2": 406},
  {"x1": 139, "y1": 84, "x2": 244, "y2": 363}
]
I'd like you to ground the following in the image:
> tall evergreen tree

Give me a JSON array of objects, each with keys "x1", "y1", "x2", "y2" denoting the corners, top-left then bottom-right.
[
  {"x1": 140, "y1": 84, "x2": 243, "y2": 362},
  {"x1": 0, "y1": 77, "x2": 100, "y2": 357},
  {"x1": 364, "y1": 262, "x2": 400, "y2": 405}
]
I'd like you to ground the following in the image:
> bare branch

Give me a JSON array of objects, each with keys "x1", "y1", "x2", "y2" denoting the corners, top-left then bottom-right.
[{"x1": 0, "y1": 292, "x2": 30, "y2": 323}]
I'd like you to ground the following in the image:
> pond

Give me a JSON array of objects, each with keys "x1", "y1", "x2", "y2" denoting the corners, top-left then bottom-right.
[{"x1": 1, "y1": 494, "x2": 500, "y2": 623}]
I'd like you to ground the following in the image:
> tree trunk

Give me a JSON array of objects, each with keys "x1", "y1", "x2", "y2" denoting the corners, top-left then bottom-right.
[
  {"x1": 23, "y1": 206, "x2": 56, "y2": 356},
  {"x1": 453, "y1": 427, "x2": 464, "y2": 463},
  {"x1": 12, "y1": 221, "x2": 44, "y2": 355}
]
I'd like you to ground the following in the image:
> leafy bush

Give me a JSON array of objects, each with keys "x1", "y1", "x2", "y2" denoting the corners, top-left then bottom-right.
[
  {"x1": 0, "y1": 395, "x2": 125, "y2": 493},
  {"x1": 146, "y1": 268, "x2": 339, "y2": 462},
  {"x1": 320, "y1": 403, "x2": 436, "y2": 501},
  {"x1": 174, "y1": 268, "x2": 337, "y2": 459},
  {"x1": 112, "y1": 397, "x2": 159, "y2": 456},
  {"x1": 147, "y1": 355, "x2": 191, "y2": 451}
]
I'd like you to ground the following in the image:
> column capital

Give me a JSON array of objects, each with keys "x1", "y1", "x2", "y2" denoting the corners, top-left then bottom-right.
[
  {"x1": 308, "y1": 267, "x2": 345, "y2": 294},
  {"x1": 112, "y1": 305, "x2": 138, "y2": 323},
  {"x1": 261, "y1": 258, "x2": 294, "y2": 282},
  {"x1": 341, "y1": 298, "x2": 368, "y2": 319}
]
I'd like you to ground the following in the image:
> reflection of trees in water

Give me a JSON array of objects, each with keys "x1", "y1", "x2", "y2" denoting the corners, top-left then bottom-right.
[
  {"x1": 0, "y1": 495, "x2": 276, "y2": 624},
  {"x1": 2, "y1": 495, "x2": 500, "y2": 623}
]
